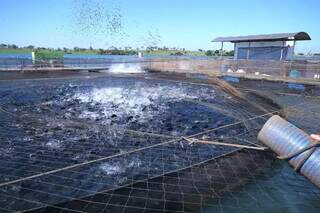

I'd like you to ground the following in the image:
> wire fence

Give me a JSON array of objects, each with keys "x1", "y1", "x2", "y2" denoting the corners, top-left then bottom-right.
[
  {"x1": 0, "y1": 56, "x2": 214, "y2": 70},
  {"x1": 1, "y1": 56, "x2": 320, "y2": 83},
  {"x1": 147, "y1": 59, "x2": 320, "y2": 81}
]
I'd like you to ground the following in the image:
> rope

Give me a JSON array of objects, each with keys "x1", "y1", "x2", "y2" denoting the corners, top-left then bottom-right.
[
  {"x1": 1, "y1": 103, "x2": 174, "y2": 139},
  {"x1": 18, "y1": 148, "x2": 243, "y2": 213},
  {"x1": 0, "y1": 96, "x2": 307, "y2": 189},
  {"x1": 0, "y1": 137, "x2": 176, "y2": 188},
  {"x1": 0, "y1": 108, "x2": 285, "y2": 188},
  {"x1": 0, "y1": 94, "x2": 313, "y2": 212}
]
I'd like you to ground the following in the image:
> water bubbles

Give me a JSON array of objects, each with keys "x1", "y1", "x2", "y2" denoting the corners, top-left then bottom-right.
[
  {"x1": 100, "y1": 162, "x2": 124, "y2": 175},
  {"x1": 100, "y1": 158, "x2": 142, "y2": 175},
  {"x1": 78, "y1": 110, "x2": 100, "y2": 119},
  {"x1": 45, "y1": 139, "x2": 62, "y2": 149},
  {"x1": 23, "y1": 136, "x2": 33, "y2": 142},
  {"x1": 72, "y1": 83, "x2": 209, "y2": 124},
  {"x1": 108, "y1": 64, "x2": 144, "y2": 74}
]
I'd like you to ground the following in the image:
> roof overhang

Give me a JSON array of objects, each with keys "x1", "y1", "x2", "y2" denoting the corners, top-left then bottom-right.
[{"x1": 212, "y1": 32, "x2": 311, "y2": 43}]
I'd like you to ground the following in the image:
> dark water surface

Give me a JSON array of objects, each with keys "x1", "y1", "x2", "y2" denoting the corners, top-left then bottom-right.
[{"x1": 0, "y1": 72, "x2": 319, "y2": 212}]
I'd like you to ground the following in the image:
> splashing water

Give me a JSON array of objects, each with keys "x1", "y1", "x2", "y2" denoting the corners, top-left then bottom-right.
[
  {"x1": 46, "y1": 139, "x2": 62, "y2": 149},
  {"x1": 72, "y1": 0, "x2": 123, "y2": 36},
  {"x1": 72, "y1": 83, "x2": 215, "y2": 122},
  {"x1": 108, "y1": 64, "x2": 144, "y2": 74},
  {"x1": 100, "y1": 163, "x2": 124, "y2": 175},
  {"x1": 100, "y1": 158, "x2": 142, "y2": 175}
]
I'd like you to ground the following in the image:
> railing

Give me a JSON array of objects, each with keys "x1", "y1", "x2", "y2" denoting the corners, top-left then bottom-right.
[
  {"x1": 220, "y1": 59, "x2": 320, "y2": 79},
  {"x1": 0, "y1": 58, "x2": 33, "y2": 69},
  {"x1": 146, "y1": 59, "x2": 320, "y2": 81},
  {"x1": 0, "y1": 56, "x2": 206, "y2": 70},
  {"x1": 1, "y1": 56, "x2": 320, "y2": 81}
]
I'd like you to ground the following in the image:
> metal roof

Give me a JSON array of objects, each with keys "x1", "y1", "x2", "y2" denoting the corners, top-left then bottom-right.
[{"x1": 212, "y1": 32, "x2": 311, "y2": 42}]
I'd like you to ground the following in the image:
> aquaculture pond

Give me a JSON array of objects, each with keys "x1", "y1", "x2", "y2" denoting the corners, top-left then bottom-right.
[{"x1": 0, "y1": 73, "x2": 319, "y2": 212}]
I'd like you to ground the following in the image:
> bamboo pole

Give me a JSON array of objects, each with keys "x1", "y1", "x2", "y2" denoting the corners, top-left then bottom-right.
[{"x1": 183, "y1": 137, "x2": 267, "y2": 151}]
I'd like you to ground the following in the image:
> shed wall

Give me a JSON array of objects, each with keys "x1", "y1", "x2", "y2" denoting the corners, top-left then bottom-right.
[{"x1": 234, "y1": 41, "x2": 294, "y2": 60}]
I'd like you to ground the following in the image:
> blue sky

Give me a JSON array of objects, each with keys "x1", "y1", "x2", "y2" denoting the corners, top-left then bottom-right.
[{"x1": 0, "y1": 0, "x2": 319, "y2": 52}]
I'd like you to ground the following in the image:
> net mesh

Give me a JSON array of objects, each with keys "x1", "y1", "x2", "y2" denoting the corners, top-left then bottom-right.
[{"x1": 0, "y1": 72, "x2": 319, "y2": 213}]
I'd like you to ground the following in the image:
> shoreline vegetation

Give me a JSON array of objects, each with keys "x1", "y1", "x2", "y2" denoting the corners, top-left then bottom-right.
[
  {"x1": 0, "y1": 44, "x2": 234, "y2": 57},
  {"x1": 1, "y1": 44, "x2": 319, "y2": 58}
]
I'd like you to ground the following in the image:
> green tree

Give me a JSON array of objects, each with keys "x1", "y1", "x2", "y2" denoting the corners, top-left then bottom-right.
[
  {"x1": 170, "y1": 51, "x2": 184, "y2": 56},
  {"x1": 9, "y1": 44, "x2": 18, "y2": 49},
  {"x1": 26, "y1": 45, "x2": 35, "y2": 49},
  {"x1": 205, "y1": 50, "x2": 214, "y2": 56},
  {"x1": 98, "y1": 49, "x2": 106, "y2": 54},
  {"x1": 225, "y1": 50, "x2": 234, "y2": 56}
]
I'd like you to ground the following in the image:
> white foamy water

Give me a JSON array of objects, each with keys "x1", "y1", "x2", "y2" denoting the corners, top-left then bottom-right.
[
  {"x1": 45, "y1": 139, "x2": 62, "y2": 149},
  {"x1": 100, "y1": 163, "x2": 124, "y2": 175},
  {"x1": 65, "y1": 82, "x2": 216, "y2": 125},
  {"x1": 108, "y1": 64, "x2": 144, "y2": 74},
  {"x1": 73, "y1": 83, "x2": 215, "y2": 121},
  {"x1": 100, "y1": 158, "x2": 142, "y2": 175},
  {"x1": 78, "y1": 110, "x2": 100, "y2": 119}
]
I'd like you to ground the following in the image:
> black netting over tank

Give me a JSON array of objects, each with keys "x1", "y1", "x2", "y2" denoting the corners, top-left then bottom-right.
[{"x1": 0, "y1": 74, "x2": 319, "y2": 213}]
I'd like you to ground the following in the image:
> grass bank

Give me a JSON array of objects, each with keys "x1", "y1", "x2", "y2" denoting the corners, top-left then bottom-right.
[
  {"x1": 142, "y1": 50, "x2": 207, "y2": 56},
  {"x1": 0, "y1": 48, "x2": 33, "y2": 54},
  {"x1": 0, "y1": 48, "x2": 98, "y2": 55},
  {"x1": 0, "y1": 48, "x2": 221, "y2": 57}
]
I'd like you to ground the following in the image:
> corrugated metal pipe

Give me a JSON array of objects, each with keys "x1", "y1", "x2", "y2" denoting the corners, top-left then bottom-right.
[{"x1": 258, "y1": 115, "x2": 320, "y2": 188}]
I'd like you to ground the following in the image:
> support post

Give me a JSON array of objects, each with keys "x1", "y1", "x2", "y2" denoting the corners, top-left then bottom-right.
[
  {"x1": 246, "y1": 42, "x2": 251, "y2": 60},
  {"x1": 280, "y1": 41, "x2": 285, "y2": 60},
  {"x1": 292, "y1": 40, "x2": 296, "y2": 58},
  {"x1": 287, "y1": 40, "x2": 296, "y2": 78},
  {"x1": 31, "y1": 52, "x2": 35, "y2": 64},
  {"x1": 220, "y1": 42, "x2": 224, "y2": 60},
  {"x1": 220, "y1": 42, "x2": 224, "y2": 74}
]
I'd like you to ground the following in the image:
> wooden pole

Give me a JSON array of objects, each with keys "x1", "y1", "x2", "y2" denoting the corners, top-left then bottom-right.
[{"x1": 183, "y1": 137, "x2": 268, "y2": 151}]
